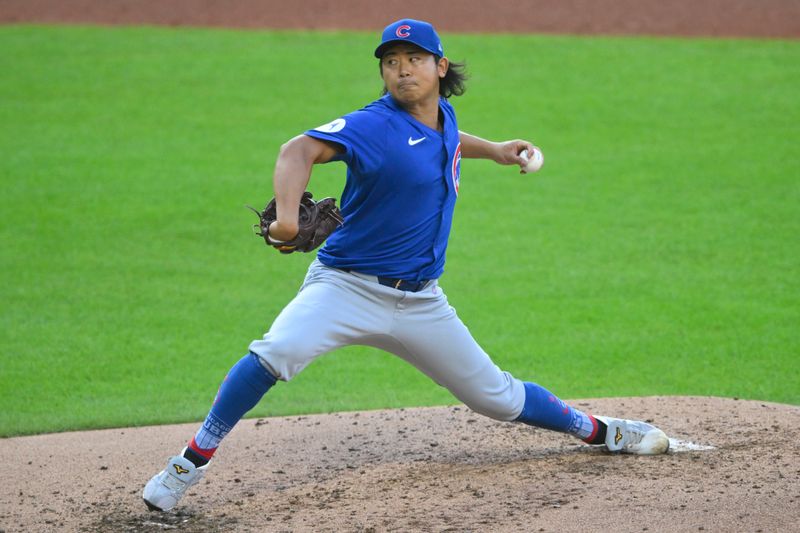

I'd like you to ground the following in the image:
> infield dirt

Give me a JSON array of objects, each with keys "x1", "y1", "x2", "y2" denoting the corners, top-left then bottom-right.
[
  {"x1": 3, "y1": 397, "x2": 799, "y2": 532},
  {"x1": 2, "y1": 1, "x2": 799, "y2": 532},
  {"x1": 1, "y1": 0, "x2": 799, "y2": 38}
]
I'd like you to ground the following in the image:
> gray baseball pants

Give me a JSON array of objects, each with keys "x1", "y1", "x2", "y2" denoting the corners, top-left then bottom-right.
[{"x1": 249, "y1": 259, "x2": 526, "y2": 421}]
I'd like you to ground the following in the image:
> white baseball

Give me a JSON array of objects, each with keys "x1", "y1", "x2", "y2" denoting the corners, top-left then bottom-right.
[{"x1": 520, "y1": 148, "x2": 544, "y2": 173}]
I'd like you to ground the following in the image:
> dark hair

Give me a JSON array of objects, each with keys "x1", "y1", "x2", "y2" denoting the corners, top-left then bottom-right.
[
  {"x1": 379, "y1": 56, "x2": 469, "y2": 99},
  {"x1": 438, "y1": 57, "x2": 468, "y2": 98}
]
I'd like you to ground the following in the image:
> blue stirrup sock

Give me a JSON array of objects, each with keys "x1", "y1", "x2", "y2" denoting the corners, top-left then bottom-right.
[
  {"x1": 186, "y1": 352, "x2": 277, "y2": 463},
  {"x1": 515, "y1": 381, "x2": 599, "y2": 442}
]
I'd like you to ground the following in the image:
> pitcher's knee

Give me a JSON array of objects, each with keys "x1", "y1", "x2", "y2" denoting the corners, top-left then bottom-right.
[
  {"x1": 458, "y1": 373, "x2": 526, "y2": 422},
  {"x1": 464, "y1": 395, "x2": 520, "y2": 422},
  {"x1": 248, "y1": 332, "x2": 317, "y2": 382}
]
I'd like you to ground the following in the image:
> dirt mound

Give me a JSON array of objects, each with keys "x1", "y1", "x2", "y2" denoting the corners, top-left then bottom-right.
[
  {"x1": 1, "y1": 0, "x2": 799, "y2": 38},
  {"x1": 2, "y1": 396, "x2": 798, "y2": 532}
]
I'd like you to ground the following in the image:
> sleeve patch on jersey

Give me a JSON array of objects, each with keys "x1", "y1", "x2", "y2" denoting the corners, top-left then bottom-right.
[{"x1": 314, "y1": 118, "x2": 347, "y2": 133}]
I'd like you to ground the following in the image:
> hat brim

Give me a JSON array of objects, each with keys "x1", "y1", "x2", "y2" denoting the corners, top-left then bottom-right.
[{"x1": 374, "y1": 40, "x2": 440, "y2": 58}]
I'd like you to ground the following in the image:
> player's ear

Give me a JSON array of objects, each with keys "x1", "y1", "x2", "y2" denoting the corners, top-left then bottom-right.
[{"x1": 437, "y1": 56, "x2": 449, "y2": 79}]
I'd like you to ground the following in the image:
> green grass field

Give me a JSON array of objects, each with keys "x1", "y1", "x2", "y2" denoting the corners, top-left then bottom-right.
[{"x1": 1, "y1": 25, "x2": 798, "y2": 437}]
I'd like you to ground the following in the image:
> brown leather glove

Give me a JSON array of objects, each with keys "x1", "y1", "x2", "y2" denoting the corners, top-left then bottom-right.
[{"x1": 249, "y1": 192, "x2": 344, "y2": 254}]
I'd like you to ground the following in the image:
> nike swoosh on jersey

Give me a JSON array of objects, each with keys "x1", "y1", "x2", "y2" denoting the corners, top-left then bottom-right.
[{"x1": 408, "y1": 136, "x2": 426, "y2": 146}]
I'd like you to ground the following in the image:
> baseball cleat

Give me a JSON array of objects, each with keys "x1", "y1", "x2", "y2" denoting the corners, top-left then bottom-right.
[
  {"x1": 595, "y1": 416, "x2": 670, "y2": 455},
  {"x1": 142, "y1": 449, "x2": 209, "y2": 511}
]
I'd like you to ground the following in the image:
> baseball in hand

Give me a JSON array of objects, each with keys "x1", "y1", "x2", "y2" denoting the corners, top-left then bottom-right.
[{"x1": 520, "y1": 148, "x2": 544, "y2": 173}]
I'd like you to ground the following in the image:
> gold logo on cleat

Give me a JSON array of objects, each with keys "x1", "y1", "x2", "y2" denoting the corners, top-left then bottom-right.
[
  {"x1": 615, "y1": 427, "x2": 623, "y2": 445},
  {"x1": 173, "y1": 464, "x2": 190, "y2": 475}
]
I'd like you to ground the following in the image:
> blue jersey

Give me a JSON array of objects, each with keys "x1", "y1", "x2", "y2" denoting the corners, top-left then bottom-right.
[{"x1": 304, "y1": 94, "x2": 462, "y2": 281}]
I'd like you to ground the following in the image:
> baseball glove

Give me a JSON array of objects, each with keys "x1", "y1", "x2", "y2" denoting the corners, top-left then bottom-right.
[{"x1": 248, "y1": 191, "x2": 344, "y2": 254}]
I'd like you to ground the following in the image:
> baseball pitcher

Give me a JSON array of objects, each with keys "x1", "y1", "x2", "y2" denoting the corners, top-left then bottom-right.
[{"x1": 144, "y1": 18, "x2": 670, "y2": 512}]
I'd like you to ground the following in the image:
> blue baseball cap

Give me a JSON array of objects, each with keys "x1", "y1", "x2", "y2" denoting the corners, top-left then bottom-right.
[{"x1": 374, "y1": 19, "x2": 444, "y2": 58}]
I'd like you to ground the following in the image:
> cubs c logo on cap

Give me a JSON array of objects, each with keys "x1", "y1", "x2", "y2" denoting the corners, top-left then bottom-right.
[{"x1": 375, "y1": 19, "x2": 443, "y2": 58}]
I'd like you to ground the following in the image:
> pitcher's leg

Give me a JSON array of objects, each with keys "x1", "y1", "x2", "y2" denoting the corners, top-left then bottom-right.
[
  {"x1": 145, "y1": 268, "x2": 391, "y2": 511},
  {"x1": 143, "y1": 352, "x2": 278, "y2": 511},
  {"x1": 391, "y1": 321, "x2": 525, "y2": 421},
  {"x1": 186, "y1": 352, "x2": 278, "y2": 465},
  {"x1": 390, "y1": 297, "x2": 669, "y2": 454},
  {"x1": 391, "y1": 288, "x2": 601, "y2": 442},
  {"x1": 250, "y1": 263, "x2": 393, "y2": 380},
  {"x1": 515, "y1": 381, "x2": 600, "y2": 441},
  {"x1": 183, "y1": 279, "x2": 368, "y2": 464}
]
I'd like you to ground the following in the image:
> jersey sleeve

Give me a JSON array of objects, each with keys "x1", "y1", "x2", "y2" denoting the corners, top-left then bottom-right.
[{"x1": 304, "y1": 107, "x2": 387, "y2": 175}]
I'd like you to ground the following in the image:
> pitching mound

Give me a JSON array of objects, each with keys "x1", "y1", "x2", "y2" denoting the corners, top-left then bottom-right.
[{"x1": 2, "y1": 396, "x2": 799, "y2": 532}]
